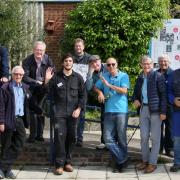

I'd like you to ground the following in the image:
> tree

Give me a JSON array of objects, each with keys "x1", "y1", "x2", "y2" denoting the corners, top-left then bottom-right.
[
  {"x1": 60, "y1": 0, "x2": 170, "y2": 91},
  {"x1": 0, "y1": 0, "x2": 44, "y2": 66},
  {"x1": 170, "y1": 0, "x2": 180, "y2": 17}
]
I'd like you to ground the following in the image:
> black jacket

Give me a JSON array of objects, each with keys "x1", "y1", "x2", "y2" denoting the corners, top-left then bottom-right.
[
  {"x1": 47, "y1": 70, "x2": 85, "y2": 118},
  {"x1": 22, "y1": 53, "x2": 54, "y2": 85},
  {"x1": 0, "y1": 81, "x2": 42, "y2": 130},
  {"x1": 132, "y1": 70, "x2": 167, "y2": 115},
  {"x1": 0, "y1": 46, "x2": 9, "y2": 79}
]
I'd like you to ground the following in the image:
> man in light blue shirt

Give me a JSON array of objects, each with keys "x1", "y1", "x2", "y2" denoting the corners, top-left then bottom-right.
[{"x1": 95, "y1": 57, "x2": 130, "y2": 172}]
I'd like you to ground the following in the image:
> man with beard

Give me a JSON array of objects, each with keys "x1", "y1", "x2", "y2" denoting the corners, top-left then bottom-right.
[{"x1": 44, "y1": 53, "x2": 85, "y2": 175}]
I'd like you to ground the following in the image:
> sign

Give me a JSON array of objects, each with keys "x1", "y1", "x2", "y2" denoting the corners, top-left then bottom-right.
[{"x1": 150, "y1": 19, "x2": 180, "y2": 70}]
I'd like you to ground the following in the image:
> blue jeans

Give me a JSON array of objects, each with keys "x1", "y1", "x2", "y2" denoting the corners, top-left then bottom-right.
[
  {"x1": 174, "y1": 136, "x2": 180, "y2": 165},
  {"x1": 103, "y1": 112, "x2": 128, "y2": 165},
  {"x1": 77, "y1": 117, "x2": 85, "y2": 142}
]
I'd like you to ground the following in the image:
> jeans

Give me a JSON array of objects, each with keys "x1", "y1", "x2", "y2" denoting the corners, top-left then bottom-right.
[
  {"x1": 174, "y1": 136, "x2": 180, "y2": 165},
  {"x1": 140, "y1": 105, "x2": 162, "y2": 165},
  {"x1": 77, "y1": 116, "x2": 85, "y2": 143},
  {"x1": 0, "y1": 117, "x2": 26, "y2": 171},
  {"x1": 103, "y1": 112, "x2": 128, "y2": 165},
  {"x1": 54, "y1": 116, "x2": 77, "y2": 168}
]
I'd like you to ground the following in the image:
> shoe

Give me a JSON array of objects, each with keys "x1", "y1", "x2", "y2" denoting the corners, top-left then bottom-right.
[
  {"x1": 136, "y1": 162, "x2": 148, "y2": 170},
  {"x1": 0, "y1": 169, "x2": 5, "y2": 179},
  {"x1": 5, "y1": 170, "x2": 16, "y2": 179},
  {"x1": 26, "y1": 138, "x2": 35, "y2": 143},
  {"x1": 64, "y1": 164, "x2": 73, "y2": 172},
  {"x1": 144, "y1": 164, "x2": 157, "y2": 173},
  {"x1": 165, "y1": 151, "x2": 174, "y2": 158},
  {"x1": 76, "y1": 141, "x2": 83, "y2": 147},
  {"x1": 96, "y1": 143, "x2": 106, "y2": 150},
  {"x1": 54, "y1": 167, "x2": 63, "y2": 175},
  {"x1": 35, "y1": 136, "x2": 44, "y2": 142},
  {"x1": 170, "y1": 164, "x2": 180, "y2": 172}
]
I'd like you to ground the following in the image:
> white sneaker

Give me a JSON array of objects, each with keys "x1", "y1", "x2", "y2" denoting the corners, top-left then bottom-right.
[{"x1": 96, "y1": 143, "x2": 106, "y2": 150}]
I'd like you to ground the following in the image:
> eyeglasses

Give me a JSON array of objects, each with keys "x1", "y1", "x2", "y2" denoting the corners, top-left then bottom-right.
[
  {"x1": 13, "y1": 73, "x2": 24, "y2": 76},
  {"x1": 107, "y1": 63, "x2": 116, "y2": 67}
]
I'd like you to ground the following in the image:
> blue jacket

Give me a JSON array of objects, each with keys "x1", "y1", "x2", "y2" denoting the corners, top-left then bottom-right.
[
  {"x1": 0, "y1": 81, "x2": 42, "y2": 130},
  {"x1": 0, "y1": 46, "x2": 9, "y2": 79},
  {"x1": 133, "y1": 70, "x2": 167, "y2": 115}
]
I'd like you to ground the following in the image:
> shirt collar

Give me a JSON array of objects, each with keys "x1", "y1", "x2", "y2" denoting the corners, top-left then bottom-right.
[{"x1": 12, "y1": 80, "x2": 23, "y2": 87}]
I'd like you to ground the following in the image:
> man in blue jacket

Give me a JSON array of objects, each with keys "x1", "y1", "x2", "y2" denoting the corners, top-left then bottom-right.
[
  {"x1": 0, "y1": 66, "x2": 42, "y2": 179},
  {"x1": 133, "y1": 55, "x2": 167, "y2": 173},
  {"x1": 0, "y1": 46, "x2": 9, "y2": 84}
]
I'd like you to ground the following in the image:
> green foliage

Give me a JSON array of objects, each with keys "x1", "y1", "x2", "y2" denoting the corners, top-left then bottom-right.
[
  {"x1": 0, "y1": 0, "x2": 44, "y2": 66},
  {"x1": 60, "y1": 0, "x2": 170, "y2": 94}
]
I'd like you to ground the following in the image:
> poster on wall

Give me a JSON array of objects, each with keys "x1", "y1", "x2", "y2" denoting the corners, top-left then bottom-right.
[{"x1": 150, "y1": 19, "x2": 180, "y2": 70}]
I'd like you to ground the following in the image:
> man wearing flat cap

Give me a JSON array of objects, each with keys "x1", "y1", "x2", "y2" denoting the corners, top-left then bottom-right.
[{"x1": 86, "y1": 55, "x2": 107, "y2": 150}]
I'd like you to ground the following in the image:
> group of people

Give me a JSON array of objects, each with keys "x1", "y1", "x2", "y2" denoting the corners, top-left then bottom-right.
[{"x1": 0, "y1": 39, "x2": 180, "y2": 179}]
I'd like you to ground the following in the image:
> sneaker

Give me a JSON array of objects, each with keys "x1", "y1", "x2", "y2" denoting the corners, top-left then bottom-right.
[
  {"x1": 165, "y1": 151, "x2": 174, "y2": 158},
  {"x1": 5, "y1": 170, "x2": 16, "y2": 179},
  {"x1": 170, "y1": 164, "x2": 180, "y2": 172},
  {"x1": 76, "y1": 141, "x2": 83, "y2": 147},
  {"x1": 96, "y1": 143, "x2": 106, "y2": 150},
  {"x1": 0, "y1": 169, "x2": 5, "y2": 179}
]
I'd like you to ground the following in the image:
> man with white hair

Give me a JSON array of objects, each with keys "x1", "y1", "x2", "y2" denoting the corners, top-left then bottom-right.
[
  {"x1": 22, "y1": 41, "x2": 55, "y2": 143},
  {"x1": 0, "y1": 66, "x2": 42, "y2": 179},
  {"x1": 157, "y1": 54, "x2": 174, "y2": 157}
]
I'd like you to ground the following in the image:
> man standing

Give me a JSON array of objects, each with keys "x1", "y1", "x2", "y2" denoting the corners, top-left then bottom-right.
[
  {"x1": 22, "y1": 41, "x2": 54, "y2": 143},
  {"x1": 133, "y1": 56, "x2": 167, "y2": 173},
  {"x1": 157, "y1": 54, "x2": 173, "y2": 157},
  {"x1": 86, "y1": 55, "x2": 107, "y2": 150},
  {"x1": 168, "y1": 68, "x2": 180, "y2": 172},
  {"x1": 72, "y1": 38, "x2": 91, "y2": 147},
  {"x1": 0, "y1": 66, "x2": 42, "y2": 179},
  {"x1": 0, "y1": 46, "x2": 9, "y2": 84},
  {"x1": 45, "y1": 53, "x2": 85, "y2": 175},
  {"x1": 95, "y1": 57, "x2": 130, "y2": 172}
]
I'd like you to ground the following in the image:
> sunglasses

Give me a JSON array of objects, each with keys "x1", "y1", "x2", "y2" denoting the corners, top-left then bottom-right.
[
  {"x1": 107, "y1": 63, "x2": 116, "y2": 67},
  {"x1": 13, "y1": 73, "x2": 24, "y2": 76}
]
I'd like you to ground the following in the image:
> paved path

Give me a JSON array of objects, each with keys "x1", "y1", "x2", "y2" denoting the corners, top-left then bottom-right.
[{"x1": 10, "y1": 163, "x2": 180, "y2": 180}]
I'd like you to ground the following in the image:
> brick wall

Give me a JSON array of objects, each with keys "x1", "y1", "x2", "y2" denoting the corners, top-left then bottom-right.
[{"x1": 44, "y1": 3, "x2": 77, "y2": 69}]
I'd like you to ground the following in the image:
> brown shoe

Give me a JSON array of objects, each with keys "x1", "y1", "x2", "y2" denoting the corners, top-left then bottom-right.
[
  {"x1": 136, "y1": 162, "x2": 148, "y2": 170},
  {"x1": 54, "y1": 167, "x2": 64, "y2": 175},
  {"x1": 144, "y1": 164, "x2": 157, "y2": 173},
  {"x1": 64, "y1": 164, "x2": 73, "y2": 172}
]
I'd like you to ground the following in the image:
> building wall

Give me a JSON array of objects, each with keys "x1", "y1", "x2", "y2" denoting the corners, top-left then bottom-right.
[{"x1": 44, "y1": 3, "x2": 77, "y2": 69}]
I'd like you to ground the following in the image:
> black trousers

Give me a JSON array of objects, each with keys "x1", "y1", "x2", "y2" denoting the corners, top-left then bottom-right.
[
  {"x1": 54, "y1": 116, "x2": 77, "y2": 168},
  {"x1": 160, "y1": 107, "x2": 173, "y2": 153},
  {"x1": 0, "y1": 117, "x2": 26, "y2": 171},
  {"x1": 29, "y1": 86, "x2": 46, "y2": 139},
  {"x1": 29, "y1": 113, "x2": 45, "y2": 139}
]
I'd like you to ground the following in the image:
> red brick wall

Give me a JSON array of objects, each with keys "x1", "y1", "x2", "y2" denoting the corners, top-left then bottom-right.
[{"x1": 44, "y1": 3, "x2": 77, "y2": 69}]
